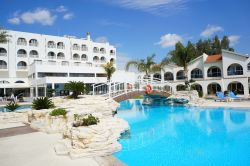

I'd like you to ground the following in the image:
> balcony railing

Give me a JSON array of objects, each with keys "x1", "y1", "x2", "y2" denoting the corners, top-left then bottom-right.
[
  {"x1": 73, "y1": 47, "x2": 80, "y2": 50},
  {"x1": 57, "y1": 45, "x2": 65, "y2": 49},
  {"x1": 17, "y1": 42, "x2": 27, "y2": 46},
  {"x1": 30, "y1": 54, "x2": 39, "y2": 58},
  {"x1": 0, "y1": 65, "x2": 7, "y2": 69},
  {"x1": 100, "y1": 51, "x2": 106, "y2": 54},
  {"x1": 73, "y1": 57, "x2": 80, "y2": 60},
  {"x1": 47, "y1": 56, "x2": 56, "y2": 59},
  {"x1": 17, "y1": 54, "x2": 27, "y2": 58},
  {"x1": 0, "y1": 53, "x2": 7, "y2": 56},
  {"x1": 48, "y1": 45, "x2": 56, "y2": 48},
  {"x1": 57, "y1": 56, "x2": 65, "y2": 59},
  {"x1": 81, "y1": 47, "x2": 87, "y2": 51},
  {"x1": 81, "y1": 58, "x2": 87, "y2": 61},
  {"x1": 29, "y1": 43, "x2": 38, "y2": 47},
  {"x1": 17, "y1": 66, "x2": 27, "y2": 70},
  {"x1": 110, "y1": 52, "x2": 115, "y2": 55}
]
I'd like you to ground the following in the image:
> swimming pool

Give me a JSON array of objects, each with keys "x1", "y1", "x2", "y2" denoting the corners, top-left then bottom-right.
[
  {"x1": 0, "y1": 105, "x2": 32, "y2": 112},
  {"x1": 115, "y1": 99, "x2": 250, "y2": 166}
]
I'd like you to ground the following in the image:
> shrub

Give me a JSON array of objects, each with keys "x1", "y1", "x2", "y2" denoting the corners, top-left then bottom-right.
[
  {"x1": 5, "y1": 103, "x2": 20, "y2": 112},
  {"x1": 32, "y1": 97, "x2": 55, "y2": 110},
  {"x1": 50, "y1": 108, "x2": 67, "y2": 117},
  {"x1": 198, "y1": 90, "x2": 203, "y2": 98},
  {"x1": 64, "y1": 81, "x2": 85, "y2": 99},
  {"x1": 73, "y1": 114, "x2": 99, "y2": 127}
]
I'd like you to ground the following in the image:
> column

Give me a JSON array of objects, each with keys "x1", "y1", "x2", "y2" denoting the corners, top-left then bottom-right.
[
  {"x1": 44, "y1": 84, "x2": 47, "y2": 97},
  {"x1": 30, "y1": 87, "x2": 34, "y2": 98},
  {"x1": 35, "y1": 85, "x2": 38, "y2": 98}
]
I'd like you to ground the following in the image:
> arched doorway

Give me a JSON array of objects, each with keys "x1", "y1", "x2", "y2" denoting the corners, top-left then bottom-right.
[
  {"x1": 227, "y1": 82, "x2": 244, "y2": 95},
  {"x1": 207, "y1": 83, "x2": 221, "y2": 95}
]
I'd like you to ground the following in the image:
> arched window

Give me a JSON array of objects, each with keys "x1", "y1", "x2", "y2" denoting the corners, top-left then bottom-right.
[
  {"x1": 247, "y1": 62, "x2": 250, "y2": 71},
  {"x1": 227, "y1": 63, "x2": 243, "y2": 76},
  {"x1": 93, "y1": 47, "x2": 99, "y2": 53},
  {"x1": 73, "y1": 44, "x2": 80, "y2": 50},
  {"x1": 81, "y1": 44, "x2": 88, "y2": 51},
  {"x1": 110, "y1": 58, "x2": 115, "y2": 63},
  {"x1": 57, "y1": 42, "x2": 64, "y2": 49},
  {"x1": 29, "y1": 39, "x2": 38, "y2": 46},
  {"x1": 0, "y1": 80, "x2": 9, "y2": 84},
  {"x1": 29, "y1": 50, "x2": 38, "y2": 58},
  {"x1": 207, "y1": 66, "x2": 221, "y2": 77},
  {"x1": 57, "y1": 52, "x2": 65, "y2": 59},
  {"x1": 227, "y1": 81, "x2": 244, "y2": 95},
  {"x1": 81, "y1": 54, "x2": 87, "y2": 61},
  {"x1": 48, "y1": 52, "x2": 55, "y2": 59},
  {"x1": 100, "y1": 48, "x2": 106, "y2": 54},
  {"x1": 153, "y1": 73, "x2": 161, "y2": 81},
  {"x1": 17, "y1": 49, "x2": 27, "y2": 57},
  {"x1": 47, "y1": 41, "x2": 55, "y2": 48},
  {"x1": 0, "y1": 48, "x2": 7, "y2": 56},
  {"x1": 110, "y1": 50, "x2": 115, "y2": 55},
  {"x1": 176, "y1": 84, "x2": 186, "y2": 91},
  {"x1": 191, "y1": 84, "x2": 203, "y2": 97},
  {"x1": 0, "y1": 60, "x2": 7, "y2": 69},
  {"x1": 17, "y1": 38, "x2": 27, "y2": 45},
  {"x1": 73, "y1": 54, "x2": 80, "y2": 60},
  {"x1": 164, "y1": 72, "x2": 174, "y2": 81},
  {"x1": 93, "y1": 56, "x2": 99, "y2": 62},
  {"x1": 100, "y1": 56, "x2": 106, "y2": 62},
  {"x1": 176, "y1": 70, "x2": 185, "y2": 80},
  {"x1": 207, "y1": 83, "x2": 221, "y2": 95},
  {"x1": 191, "y1": 68, "x2": 203, "y2": 78},
  {"x1": 15, "y1": 80, "x2": 25, "y2": 83},
  {"x1": 17, "y1": 61, "x2": 27, "y2": 69}
]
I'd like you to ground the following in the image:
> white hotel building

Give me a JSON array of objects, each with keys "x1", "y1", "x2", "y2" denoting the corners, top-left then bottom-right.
[
  {"x1": 0, "y1": 30, "x2": 137, "y2": 97},
  {"x1": 146, "y1": 50, "x2": 250, "y2": 97}
]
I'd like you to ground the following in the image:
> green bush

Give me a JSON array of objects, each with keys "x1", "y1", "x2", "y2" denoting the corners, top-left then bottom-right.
[
  {"x1": 64, "y1": 81, "x2": 85, "y2": 99},
  {"x1": 32, "y1": 97, "x2": 55, "y2": 110},
  {"x1": 50, "y1": 108, "x2": 67, "y2": 117},
  {"x1": 5, "y1": 103, "x2": 20, "y2": 112},
  {"x1": 198, "y1": 90, "x2": 203, "y2": 98},
  {"x1": 73, "y1": 114, "x2": 99, "y2": 127}
]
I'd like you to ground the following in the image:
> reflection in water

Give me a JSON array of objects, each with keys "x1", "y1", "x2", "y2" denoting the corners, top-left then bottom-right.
[{"x1": 115, "y1": 100, "x2": 250, "y2": 166}]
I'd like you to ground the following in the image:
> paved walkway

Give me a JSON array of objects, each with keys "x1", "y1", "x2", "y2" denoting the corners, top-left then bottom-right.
[{"x1": 0, "y1": 125, "x2": 37, "y2": 138}]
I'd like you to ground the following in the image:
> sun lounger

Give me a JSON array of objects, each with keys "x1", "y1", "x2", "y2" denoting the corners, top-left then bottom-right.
[
  {"x1": 215, "y1": 92, "x2": 230, "y2": 102},
  {"x1": 228, "y1": 91, "x2": 243, "y2": 101}
]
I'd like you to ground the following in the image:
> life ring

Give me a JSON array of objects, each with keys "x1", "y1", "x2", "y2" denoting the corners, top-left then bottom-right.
[
  {"x1": 145, "y1": 84, "x2": 153, "y2": 94},
  {"x1": 127, "y1": 84, "x2": 132, "y2": 89}
]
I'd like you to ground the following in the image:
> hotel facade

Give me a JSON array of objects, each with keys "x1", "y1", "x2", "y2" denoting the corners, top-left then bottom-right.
[
  {"x1": 144, "y1": 50, "x2": 250, "y2": 97},
  {"x1": 0, "y1": 30, "x2": 137, "y2": 97}
]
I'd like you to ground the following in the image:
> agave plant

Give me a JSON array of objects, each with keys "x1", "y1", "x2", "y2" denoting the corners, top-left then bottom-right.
[
  {"x1": 32, "y1": 97, "x2": 55, "y2": 110},
  {"x1": 64, "y1": 81, "x2": 85, "y2": 99},
  {"x1": 5, "y1": 103, "x2": 20, "y2": 112}
]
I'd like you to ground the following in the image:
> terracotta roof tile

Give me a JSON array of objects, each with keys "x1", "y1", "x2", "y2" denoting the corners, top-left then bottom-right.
[{"x1": 205, "y1": 54, "x2": 222, "y2": 63}]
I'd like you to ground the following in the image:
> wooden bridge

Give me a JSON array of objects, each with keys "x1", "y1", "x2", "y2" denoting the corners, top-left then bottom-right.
[{"x1": 113, "y1": 90, "x2": 172, "y2": 102}]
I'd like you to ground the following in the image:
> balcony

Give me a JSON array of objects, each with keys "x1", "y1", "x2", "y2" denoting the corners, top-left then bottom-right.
[
  {"x1": 47, "y1": 56, "x2": 56, "y2": 59},
  {"x1": 0, "y1": 53, "x2": 7, "y2": 56},
  {"x1": 48, "y1": 45, "x2": 56, "y2": 48},
  {"x1": 73, "y1": 57, "x2": 80, "y2": 61},
  {"x1": 17, "y1": 66, "x2": 27, "y2": 70},
  {"x1": 17, "y1": 54, "x2": 27, "y2": 58},
  {"x1": 0, "y1": 65, "x2": 7, "y2": 69},
  {"x1": 29, "y1": 43, "x2": 38, "y2": 47},
  {"x1": 30, "y1": 54, "x2": 39, "y2": 58},
  {"x1": 81, "y1": 47, "x2": 87, "y2": 51},
  {"x1": 57, "y1": 45, "x2": 65, "y2": 49},
  {"x1": 57, "y1": 56, "x2": 65, "y2": 60},
  {"x1": 17, "y1": 42, "x2": 27, "y2": 46},
  {"x1": 73, "y1": 47, "x2": 80, "y2": 51}
]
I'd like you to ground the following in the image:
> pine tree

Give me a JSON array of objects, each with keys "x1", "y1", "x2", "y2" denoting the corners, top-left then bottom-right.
[
  {"x1": 211, "y1": 35, "x2": 221, "y2": 54},
  {"x1": 221, "y1": 36, "x2": 230, "y2": 50}
]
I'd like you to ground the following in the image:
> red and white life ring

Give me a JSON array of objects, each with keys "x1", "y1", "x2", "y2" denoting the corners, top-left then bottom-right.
[
  {"x1": 127, "y1": 83, "x2": 132, "y2": 89},
  {"x1": 145, "y1": 84, "x2": 153, "y2": 94}
]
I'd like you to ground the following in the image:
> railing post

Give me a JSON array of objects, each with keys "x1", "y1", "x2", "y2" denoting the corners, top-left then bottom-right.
[
  {"x1": 125, "y1": 82, "x2": 127, "y2": 94},
  {"x1": 92, "y1": 84, "x2": 95, "y2": 95}
]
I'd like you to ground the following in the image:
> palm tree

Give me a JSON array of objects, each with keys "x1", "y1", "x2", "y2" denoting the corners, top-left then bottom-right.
[
  {"x1": 0, "y1": 27, "x2": 8, "y2": 43},
  {"x1": 64, "y1": 81, "x2": 85, "y2": 99},
  {"x1": 125, "y1": 54, "x2": 163, "y2": 77},
  {"x1": 102, "y1": 61, "x2": 116, "y2": 82}
]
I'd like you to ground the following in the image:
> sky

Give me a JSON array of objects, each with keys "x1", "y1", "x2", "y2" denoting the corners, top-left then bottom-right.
[{"x1": 0, "y1": 0, "x2": 250, "y2": 69}]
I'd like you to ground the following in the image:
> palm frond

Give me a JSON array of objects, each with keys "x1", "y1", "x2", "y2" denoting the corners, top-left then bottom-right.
[{"x1": 125, "y1": 61, "x2": 138, "y2": 71}]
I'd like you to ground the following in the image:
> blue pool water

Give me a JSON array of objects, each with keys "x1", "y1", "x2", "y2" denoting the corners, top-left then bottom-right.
[
  {"x1": 115, "y1": 100, "x2": 250, "y2": 166},
  {"x1": 0, "y1": 105, "x2": 31, "y2": 112}
]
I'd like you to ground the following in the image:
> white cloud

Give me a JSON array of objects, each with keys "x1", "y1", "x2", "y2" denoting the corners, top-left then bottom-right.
[
  {"x1": 201, "y1": 25, "x2": 223, "y2": 37},
  {"x1": 8, "y1": 17, "x2": 20, "y2": 24},
  {"x1": 104, "y1": 0, "x2": 188, "y2": 15},
  {"x1": 228, "y1": 35, "x2": 240, "y2": 46},
  {"x1": 56, "y1": 5, "x2": 68, "y2": 12},
  {"x1": 63, "y1": 13, "x2": 74, "y2": 20},
  {"x1": 95, "y1": 36, "x2": 108, "y2": 43},
  {"x1": 156, "y1": 33, "x2": 183, "y2": 48}
]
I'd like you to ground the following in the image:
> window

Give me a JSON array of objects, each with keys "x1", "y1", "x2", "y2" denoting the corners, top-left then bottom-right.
[
  {"x1": 57, "y1": 52, "x2": 65, "y2": 59},
  {"x1": 207, "y1": 66, "x2": 221, "y2": 77},
  {"x1": 17, "y1": 49, "x2": 27, "y2": 57},
  {"x1": 191, "y1": 68, "x2": 203, "y2": 79},
  {"x1": 57, "y1": 42, "x2": 64, "y2": 49},
  {"x1": 81, "y1": 54, "x2": 87, "y2": 61},
  {"x1": 48, "y1": 52, "x2": 56, "y2": 59},
  {"x1": 17, "y1": 61, "x2": 27, "y2": 69},
  {"x1": 38, "y1": 72, "x2": 68, "y2": 78},
  {"x1": 69, "y1": 73, "x2": 95, "y2": 77},
  {"x1": 176, "y1": 70, "x2": 185, "y2": 80},
  {"x1": 93, "y1": 56, "x2": 99, "y2": 62},
  {"x1": 247, "y1": 62, "x2": 250, "y2": 71},
  {"x1": 164, "y1": 72, "x2": 174, "y2": 81},
  {"x1": 81, "y1": 45, "x2": 88, "y2": 51},
  {"x1": 29, "y1": 39, "x2": 38, "y2": 46},
  {"x1": 48, "y1": 41, "x2": 56, "y2": 48},
  {"x1": 153, "y1": 73, "x2": 161, "y2": 80},
  {"x1": 15, "y1": 80, "x2": 25, "y2": 83},
  {"x1": 93, "y1": 47, "x2": 99, "y2": 53},
  {"x1": 73, "y1": 44, "x2": 80, "y2": 50},
  {"x1": 100, "y1": 56, "x2": 106, "y2": 62},
  {"x1": 227, "y1": 63, "x2": 243, "y2": 76},
  {"x1": 228, "y1": 82, "x2": 244, "y2": 95},
  {"x1": 0, "y1": 48, "x2": 7, "y2": 56},
  {"x1": 0, "y1": 60, "x2": 7, "y2": 69},
  {"x1": 73, "y1": 54, "x2": 80, "y2": 60},
  {"x1": 207, "y1": 83, "x2": 221, "y2": 95},
  {"x1": 17, "y1": 38, "x2": 27, "y2": 45},
  {"x1": 100, "y1": 48, "x2": 106, "y2": 54},
  {"x1": 110, "y1": 50, "x2": 115, "y2": 55},
  {"x1": 29, "y1": 50, "x2": 38, "y2": 58}
]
